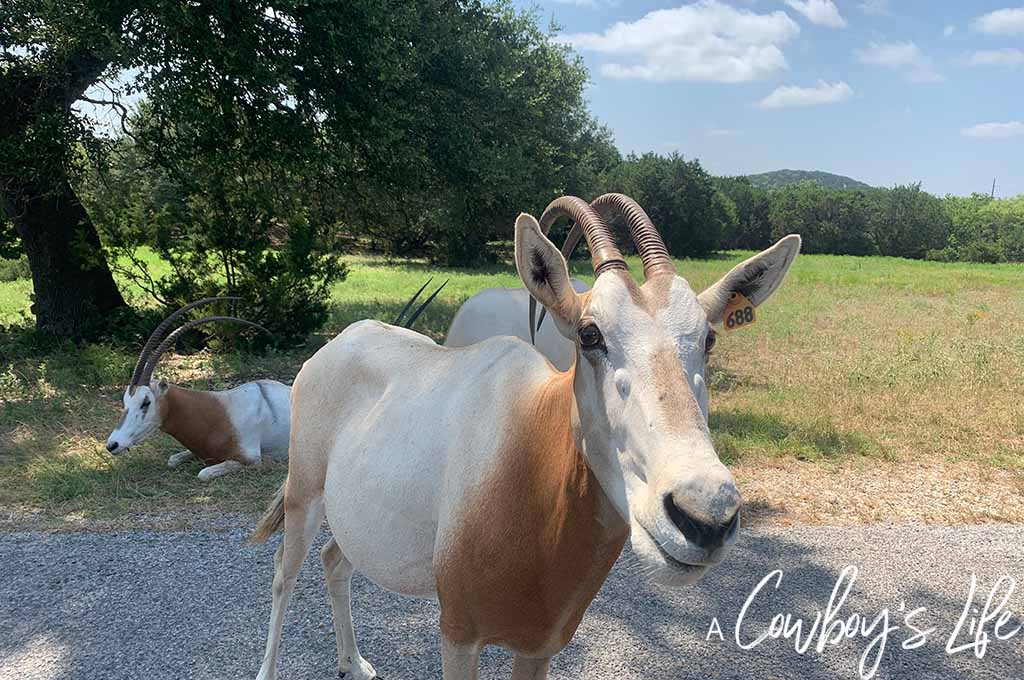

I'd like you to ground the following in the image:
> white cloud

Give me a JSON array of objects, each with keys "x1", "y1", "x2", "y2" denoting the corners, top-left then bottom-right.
[
  {"x1": 961, "y1": 121, "x2": 1024, "y2": 139},
  {"x1": 757, "y1": 80, "x2": 854, "y2": 108},
  {"x1": 562, "y1": 0, "x2": 800, "y2": 83},
  {"x1": 972, "y1": 7, "x2": 1024, "y2": 35},
  {"x1": 553, "y1": 0, "x2": 599, "y2": 7},
  {"x1": 943, "y1": 25, "x2": 956, "y2": 38},
  {"x1": 960, "y1": 48, "x2": 1024, "y2": 68},
  {"x1": 855, "y1": 41, "x2": 944, "y2": 82},
  {"x1": 859, "y1": 0, "x2": 891, "y2": 16},
  {"x1": 785, "y1": 0, "x2": 846, "y2": 27}
]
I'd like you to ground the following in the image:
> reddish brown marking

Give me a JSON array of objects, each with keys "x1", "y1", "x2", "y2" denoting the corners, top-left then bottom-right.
[
  {"x1": 648, "y1": 345, "x2": 705, "y2": 428},
  {"x1": 435, "y1": 370, "x2": 629, "y2": 656},
  {"x1": 160, "y1": 385, "x2": 243, "y2": 465}
]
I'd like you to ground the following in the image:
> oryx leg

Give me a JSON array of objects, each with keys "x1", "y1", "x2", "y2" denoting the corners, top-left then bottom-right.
[
  {"x1": 199, "y1": 439, "x2": 262, "y2": 480},
  {"x1": 511, "y1": 656, "x2": 551, "y2": 680},
  {"x1": 321, "y1": 537, "x2": 377, "y2": 679},
  {"x1": 440, "y1": 638, "x2": 480, "y2": 680},
  {"x1": 255, "y1": 495, "x2": 324, "y2": 680},
  {"x1": 197, "y1": 460, "x2": 245, "y2": 481},
  {"x1": 167, "y1": 450, "x2": 194, "y2": 468}
]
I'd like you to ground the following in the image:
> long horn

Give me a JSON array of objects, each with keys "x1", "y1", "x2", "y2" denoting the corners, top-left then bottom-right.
[
  {"x1": 536, "y1": 193, "x2": 675, "y2": 333},
  {"x1": 530, "y1": 196, "x2": 625, "y2": 343},
  {"x1": 129, "y1": 297, "x2": 241, "y2": 388},
  {"x1": 590, "y1": 193, "x2": 674, "y2": 278},
  {"x1": 538, "y1": 196, "x2": 625, "y2": 274},
  {"x1": 404, "y1": 279, "x2": 448, "y2": 329},
  {"x1": 558, "y1": 194, "x2": 674, "y2": 279},
  {"x1": 393, "y1": 278, "x2": 433, "y2": 326},
  {"x1": 140, "y1": 316, "x2": 272, "y2": 385}
]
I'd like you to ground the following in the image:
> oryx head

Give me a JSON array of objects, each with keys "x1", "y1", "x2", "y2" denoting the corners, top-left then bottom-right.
[
  {"x1": 107, "y1": 379, "x2": 171, "y2": 455},
  {"x1": 515, "y1": 195, "x2": 800, "y2": 587},
  {"x1": 105, "y1": 299, "x2": 268, "y2": 455}
]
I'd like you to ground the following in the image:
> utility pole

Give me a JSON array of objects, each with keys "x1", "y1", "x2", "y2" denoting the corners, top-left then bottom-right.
[{"x1": 991, "y1": 178, "x2": 997, "y2": 198}]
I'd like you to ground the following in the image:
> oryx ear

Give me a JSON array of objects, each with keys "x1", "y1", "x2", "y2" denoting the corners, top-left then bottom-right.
[
  {"x1": 514, "y1": 213, "x2": 581, "y2": 330},
  {"x1": 699, "y1": 234, "x2": 801, "y2": 325},
  {"x1": 156, "y1": 378, "x2": 169, "y2": 395}
]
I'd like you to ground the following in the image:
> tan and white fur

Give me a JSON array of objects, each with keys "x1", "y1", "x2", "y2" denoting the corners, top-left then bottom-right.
[
  {"x1": 250, "y1": 213, "x2": 797, "y2": 679},
  {"x1": 106, "y1": 378, "x2": 291, "y2": 480}
]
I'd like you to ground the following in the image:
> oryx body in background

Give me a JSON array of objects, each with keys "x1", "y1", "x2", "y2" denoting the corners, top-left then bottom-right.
[
  {"x1": 105, "y1": 299, "x2": 291, "y2": 480},
  {"x1": 251, "y1": 197, "x2": 797, "y2": 679},
  {"x1": 444, "y1": 277, "x2": 588, "y2": 371}
]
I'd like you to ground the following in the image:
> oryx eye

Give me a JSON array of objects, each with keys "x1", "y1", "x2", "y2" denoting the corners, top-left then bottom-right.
[
  {"x1": 141, "y1": 399, "x2": 151, "y2": 411},
  {"x1": 578, "y1": 324, "x2": 603, "y2": 349},
  {"x1": 704, "y1": 329, "x2": 717, "y2": 354}
]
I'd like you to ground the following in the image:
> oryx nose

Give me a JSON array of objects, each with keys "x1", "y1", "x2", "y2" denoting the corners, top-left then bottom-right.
[
  {"x1": 663, "y1": 489, "x2": 741, "y2": 553},
  {"x1": 106, "y1": 441, "x2": 118, "y2": 453}
]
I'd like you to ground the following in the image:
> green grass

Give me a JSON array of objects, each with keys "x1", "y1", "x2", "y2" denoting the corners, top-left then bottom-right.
[{"x1": 3, "y1": 250, "x2": 1024, "y2": 522}]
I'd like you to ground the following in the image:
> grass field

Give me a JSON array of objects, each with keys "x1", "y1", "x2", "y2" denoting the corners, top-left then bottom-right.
[{"x1": 2, "y1": 251, "x2": 1024, "y2": 525}]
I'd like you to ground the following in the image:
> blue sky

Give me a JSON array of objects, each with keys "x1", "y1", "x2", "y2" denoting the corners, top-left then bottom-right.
[{"x1": 511, "y1": 0, "x2": 1023, "y2": 197}]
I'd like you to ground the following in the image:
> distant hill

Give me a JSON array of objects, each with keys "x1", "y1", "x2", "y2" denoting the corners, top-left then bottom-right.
[{"x1": 746, "y1": 169, "x2": 873, "y2": 191}]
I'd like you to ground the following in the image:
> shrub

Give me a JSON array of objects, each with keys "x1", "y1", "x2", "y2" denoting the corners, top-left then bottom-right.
[{"x1": 0, "y1": 255, "x2": 30, "y2": 282}]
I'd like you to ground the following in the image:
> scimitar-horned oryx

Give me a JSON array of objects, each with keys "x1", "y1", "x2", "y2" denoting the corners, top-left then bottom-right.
[
  {"x1": 250, "y1": 200, "x2": 797, "y2": 679},
  {"x1": 105, "y1": 298, "x2": 292, "y2": 480},
  {"x1": 106, "y1": 282, "x2": 446, "y2": 482},
  {"x1": 446, "y1": 193, "x2": 802, "y2": 372}
]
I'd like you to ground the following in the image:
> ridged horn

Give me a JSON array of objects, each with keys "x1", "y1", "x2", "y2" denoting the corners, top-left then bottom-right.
[
  {"x1": 129, "y1": 297, "x2": 241, "y2": 388},
  {"x1": 538, "y1": 196, "x2": 626, "y2": 275},
  {"x1": 536, "y1": 193, "x2": 675, "y2": 334},
  {"x1": 529, "y1": 196, "x2": 626, "y2": 343},
  {"x1": 591, "y1": 193, "x2": 675, "y2": 278},
  {"x1": 139, "y1": 316, "x2": 272, "y2": 385}
]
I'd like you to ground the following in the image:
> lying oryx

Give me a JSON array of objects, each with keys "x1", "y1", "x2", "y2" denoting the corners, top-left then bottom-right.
[
  {"x1": 105, "y1": 299, "x2": 292, "y2": 481},
  {"x1": 250, "y1": 199, "x2": 795, "y2": 679},
  {"x1": 446, "y1": 193, "x2": 801, "y2": 372}
]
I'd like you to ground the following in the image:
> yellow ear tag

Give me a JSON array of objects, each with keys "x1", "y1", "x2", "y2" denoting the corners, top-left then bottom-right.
[{"x1": 723, "y1": 292, "x2": 756, "y2": 332}]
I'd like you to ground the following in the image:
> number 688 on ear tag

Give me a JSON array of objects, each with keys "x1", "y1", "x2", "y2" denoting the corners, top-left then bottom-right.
[{"x1": 723, "y1": 292, "x2": 756, "y2": 332}]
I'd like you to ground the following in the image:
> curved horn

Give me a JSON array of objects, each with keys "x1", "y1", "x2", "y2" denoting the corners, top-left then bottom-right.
[
  {"x1": 129, "y1": 297, "x2": 241, "y2": 387},
  {"x1": 590, "y1": 193, "x2": 675, "y2": 278},
  {"x1": 139, "y1": 316, "x2": 272, "y2": 385},
  {"x1": 536, "y1": 193, "x2": 675, "y2": 333},
  {"x1": 538, "y1": 196, "x2": 626, "y2": 275},
  {"x1": 530, "y1": 196, "x2": 626, "y2": 343}
]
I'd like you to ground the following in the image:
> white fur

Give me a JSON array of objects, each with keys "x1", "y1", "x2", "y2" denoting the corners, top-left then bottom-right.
[{"x1": 444, "y1": 279, "x2": 589, "y2": 371}]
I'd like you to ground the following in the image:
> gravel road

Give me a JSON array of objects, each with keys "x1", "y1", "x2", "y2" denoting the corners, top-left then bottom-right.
[{"x1": 1, "y1": 523, "x2": 1022, "y2": 680}]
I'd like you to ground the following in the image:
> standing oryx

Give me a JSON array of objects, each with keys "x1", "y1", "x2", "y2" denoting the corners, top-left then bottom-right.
[
  {"x1": 250, "y1": 199, "x2": 797, "y2": 679},
  {"x1": 445, "y1": 193, "x2": 802, "y2": 373},
  {"x1": 105, "y1": 298, "x2": 292, "y2": 481}
]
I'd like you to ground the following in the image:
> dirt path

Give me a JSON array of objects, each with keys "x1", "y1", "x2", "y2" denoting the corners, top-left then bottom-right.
[
  {"x1": 3, "y1": 524, "x2": 1023, "y2": 679},
  {"x1": 737, "y1": 458, "x2": 1024, "y2": 525}
]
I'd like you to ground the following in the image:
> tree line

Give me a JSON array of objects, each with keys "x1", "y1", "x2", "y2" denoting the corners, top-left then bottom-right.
[{"x1": 2, "y1": 1, "x2": 1021, "y2": 343}]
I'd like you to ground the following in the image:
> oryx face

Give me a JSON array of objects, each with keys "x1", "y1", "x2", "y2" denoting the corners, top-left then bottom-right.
[
  {"x1": 516, "y1": 212, "x2": 800, "y2": 587},
  {"x1": 106, "y1": 381, "x2": 167, "y2": 455}
]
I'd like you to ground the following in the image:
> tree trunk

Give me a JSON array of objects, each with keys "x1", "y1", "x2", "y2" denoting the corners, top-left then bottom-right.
[
  {"x1": 0, "y1": 44, "x2": 128, "y2": 339},
  {"x1": 2, "y1": 176, "x2": 126, "y2": 339}
]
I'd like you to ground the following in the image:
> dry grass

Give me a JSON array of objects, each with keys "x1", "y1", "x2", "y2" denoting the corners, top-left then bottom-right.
[{"x1": 2, "y1": 252, "x2": 1023, "y2": 528}]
